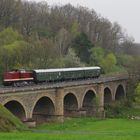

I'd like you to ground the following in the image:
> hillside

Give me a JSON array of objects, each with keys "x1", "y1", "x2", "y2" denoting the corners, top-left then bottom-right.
[{"x1": 0, "y1": 104, "x2": 27, "y2": 132}]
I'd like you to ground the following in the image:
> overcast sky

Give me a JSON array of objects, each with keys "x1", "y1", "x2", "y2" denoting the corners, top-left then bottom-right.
[{"x1": 27, "y1": 0, "x2": 140, "y2": 43}]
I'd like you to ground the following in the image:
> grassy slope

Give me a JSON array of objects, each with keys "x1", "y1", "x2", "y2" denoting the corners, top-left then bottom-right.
[
  {"x1": 0, "y1": 104, "x2": 26, "y2": 132},
  {"x1": 0, "y1": 118, "x2": 140, "y2": 140}
]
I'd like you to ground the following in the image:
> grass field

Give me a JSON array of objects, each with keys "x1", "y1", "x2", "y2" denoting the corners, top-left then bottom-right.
[{"x1": 0, "y1": 118, "x2": 140, "y2": 140}]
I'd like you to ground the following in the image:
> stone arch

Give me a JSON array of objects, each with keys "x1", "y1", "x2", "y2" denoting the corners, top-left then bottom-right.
[
  {"x1": 82, "y1": 90, "x2": 97, "y2": 116},
  {"x1": 81, "y1": 88, "x2": 97, "y2": 106},
  {"x1": 104, "y1": 87, "x2": 112, "y2": 105},
  {"x1": 32, "y1": 96, "x2": 55, "y2": 123},
  {"x1": 115, "y1": 84, "x2": 125, "y2": 100},
  {"x1": 30, "y1": 94, "x2": 55, "y2": 116},
  {"x1": 4, "y1": 100, "x2": 26, "y2": 121},
  {"x1": 64, "y1": 93, "x2": 78, "y2": 117}
]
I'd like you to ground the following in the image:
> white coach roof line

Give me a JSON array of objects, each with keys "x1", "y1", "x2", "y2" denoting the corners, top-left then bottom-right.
[{"x1": 33, "y1": 67, "x2": 100, "y2": 73}]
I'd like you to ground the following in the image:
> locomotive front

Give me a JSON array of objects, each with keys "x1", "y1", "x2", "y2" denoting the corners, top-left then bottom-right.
[{"x1": 3, "y1": 69, "x2": 34, "y2": 86}]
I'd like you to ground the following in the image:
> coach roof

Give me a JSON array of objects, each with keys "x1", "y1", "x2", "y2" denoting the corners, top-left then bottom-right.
[{"x1": 33, "y1": 67, "x2": 100, "y2": 73}]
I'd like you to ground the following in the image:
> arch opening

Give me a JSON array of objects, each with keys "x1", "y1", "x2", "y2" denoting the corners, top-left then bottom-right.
[
  {"x1": 32, "y1": 97, "x2": 55, "y2": 123},
  {"x1": 64, "y1": 93, "x2": 78, "y2": 117},
  {"x1": 82, "y1": 90, "x2": 96, "y2": 116},
  {"x1": 115, "y1": 85, "x2": 125, "y2": 101},
  {"x1": 4, "y1": 101, "x2": 26, "y2": 121},
  {"x1": 104, "y1": 88, "x2": 112, "y2": 105}
]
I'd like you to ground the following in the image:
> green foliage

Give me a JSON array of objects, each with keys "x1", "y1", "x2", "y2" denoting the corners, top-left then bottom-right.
[
  {"x1": 90, "y1": 47, "x2": 105, "y2": 65},
  {"x1": 135, "y1": 83, "x2": 140, "y2": 104},
  {"x1": 36, "y1": 27, "x2": 51, "y2": 38},
  {"x1": 100, "y1": 53, "x2": 117, "y2": 73},
  {"x1": 118, "y1": 54, "x2": 134, "y2": 68},
  {"x1": 0, "y1": 28, "x2": 30, "y2": 73},
  {"x1": 90, "y1": 48, "x2": 127, "y2": 74},
  {"x1": 126, "y1": 56, "x2": 140, "y2": 79},
  {"x1": 105, "y1": 99, "x2": 140, "y2": 118},
  {"x1": 124, "y1": 56, "x2": 140, "y2": 105},
  {"x1": 72, "y1": 32, "x2": 94, "y2": 63},
  {"x1": 49, "y1": 57, "x2": 65, "y2": 68},
  {"x1": 64, "y1": 48, "x2": 85, "y2": 67},
  {"x1": 0, "y1": 27, "x2": 22, "y2": 46},
  {"x1": 70, "y1": 21, "x2": 80, "y2": 37},
  {"x1": 54, "y1": 28, "x2": 71, "y2": 57},
  {"x1": 105, "y1": 101, "x2": 127, "y2": 118}
]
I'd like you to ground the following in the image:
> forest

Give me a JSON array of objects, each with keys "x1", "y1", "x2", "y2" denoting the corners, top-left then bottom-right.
[{"x1": 0, "y1": 0, "x2": 140, "y2": 107}]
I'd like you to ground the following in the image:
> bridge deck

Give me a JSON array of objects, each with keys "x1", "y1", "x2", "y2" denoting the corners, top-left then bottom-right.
[{"x1": 0, "y1": 75, "x2": 128, "y2": 94}]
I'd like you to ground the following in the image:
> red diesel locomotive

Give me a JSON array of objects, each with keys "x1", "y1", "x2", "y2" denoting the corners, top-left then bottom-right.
[{"x1": 3, "y1": 69, "x2": 34, "y2": 86}]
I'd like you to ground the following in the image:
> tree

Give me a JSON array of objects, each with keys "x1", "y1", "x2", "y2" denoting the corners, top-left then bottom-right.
[
  {"x1": 70, "y1": 21, "x2": 80, "y2": 37},
  {"x1": 54, "y1": 28, "x2": 71, "y2": 57},
  {"x1": 0, "y1": 27, "x2": 22, "y2": 46},
  {"x1": 20, "y1": 1, "x2": 38, "y2": 36},
  {"x1": 72, "y1": 32, "x2": 94, "y2": 63},
  {"x1": 0, "y1": 0, "x2": 21, "y2": 27},
  {"x1": 64, "y1": 48, "x2": 84, "y2": 67},
  {"x1": 135, "y1": 83, "x2": 140, "y2": 104},
  {"x1": 90, "y1": 47, "x2": 105, "y2": 66},
  {"x1": 118, "y1": 54, "x2": 134, "y2": 68},
  {"x1": 0, "y1": 28, "x2": 29, "y2": 73},
  {"x1": 100, "y1": 53, "x2": 117, "y2": 73}
]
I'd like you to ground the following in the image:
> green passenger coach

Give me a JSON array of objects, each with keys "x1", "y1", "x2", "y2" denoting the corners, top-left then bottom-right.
[{"x1": 33, "y1": 67, "x2": 101, "y2": 83}]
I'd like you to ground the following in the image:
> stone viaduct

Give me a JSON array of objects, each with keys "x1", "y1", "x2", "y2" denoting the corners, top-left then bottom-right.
[{"x1": 0, "y1": 75, "x2": 128, "y2": 124}]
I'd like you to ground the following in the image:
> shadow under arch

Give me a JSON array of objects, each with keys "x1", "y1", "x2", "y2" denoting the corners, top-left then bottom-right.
[
  {"x1": 104, "y1": 87, "x2": 112, "y2": 105},
  {"x1": 82, "y1": 90, "x2": 96, "y2": 116},
  {"x1": 64, "y1": 93, "x2": 78, "y2": 117},
  {"x1": 115, "y1": 85, "x2": 125, "y2": 101},
  {"x1": 4, "y1": 100, "x2": 26, "y2": 121},
  {"x1": 32, "y1": 96, "x2": 55, "y2": 123}
]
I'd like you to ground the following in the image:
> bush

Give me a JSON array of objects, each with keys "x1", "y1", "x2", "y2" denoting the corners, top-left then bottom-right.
[{"x1": 105, "y1": 100, "x2": 135, "y2": 118}]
